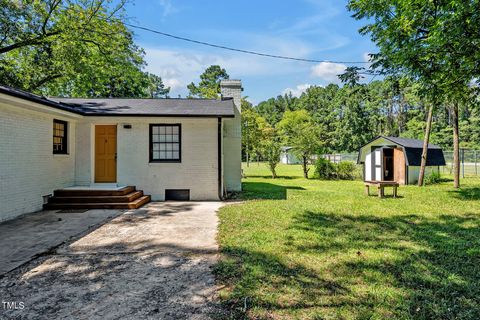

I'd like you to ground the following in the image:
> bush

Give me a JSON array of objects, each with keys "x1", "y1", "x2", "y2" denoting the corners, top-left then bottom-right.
[
  {"x1": 336, "y1": 161, "x2": 357, "y2": 180},
  {"x1": 424, "y1": 171, "x2": 442, "y2": 185},
  {"x1": 314, "y1": 159, "x2": 358, "y2": 180},
  {"x1": 314, "y1": 158, "x2": 337, "y2": 179}
]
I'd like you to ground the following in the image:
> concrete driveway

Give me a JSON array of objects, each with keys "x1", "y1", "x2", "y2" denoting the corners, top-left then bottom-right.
[{"x1": 0, "y1": 202, "x2": 225, "y2": 320}]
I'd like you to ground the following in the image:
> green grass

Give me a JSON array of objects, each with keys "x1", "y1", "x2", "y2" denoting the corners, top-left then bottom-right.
[{"x1": 215, "y1": 163, "x2": 480, "y2": 319}]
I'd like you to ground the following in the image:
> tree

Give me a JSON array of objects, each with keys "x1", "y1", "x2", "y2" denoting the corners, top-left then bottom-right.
[
  {"x1": 256, "y1": 94, "x2": 299, "y2": 126},
  {"x1": 0, "y1": 0, "x2": 155, "y2": 97},
  {"x1": 259, "y1": 126, "x2": 282, "y2": 179},
  {"x1": 277, "y1": 110, "x2": 324, "y2": 178},
  {"x1": 241, "y1": 99, "x2": 267, "y2": 166},
  {"x1": 145, "y1": 73, "x2": 170, "y2": 98},
  {"x1": 187, "y1": 65, "x2": 229, "y2": 99},
  {"x1": 348, "y1": 0, "x2": 480, "y2": 188},
  {"x1": 296, "y1": 85, "x2": 337, "y2": 151}
]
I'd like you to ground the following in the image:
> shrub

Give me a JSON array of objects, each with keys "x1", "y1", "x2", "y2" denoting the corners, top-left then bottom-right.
[
  {"x1": 424, "y1": 171, "x2": 442, "y2": 185},
  {"x1": 336, "y1": 161, "x2": 357, "y2": 180},
  {"x1": 314, "y1": 159, "x2": 359, "y2": 180},
  {"x1": 314, "y1": 158, "x2": 337, "y2": 180}
]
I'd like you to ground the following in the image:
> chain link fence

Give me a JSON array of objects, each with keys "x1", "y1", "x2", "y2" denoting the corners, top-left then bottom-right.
[
  {"x1": 441, "y1": 149, "x2": 479, "y2": 177},
  {"x1": 323, "y1": 149, "x2": 480, "y2": 177}
]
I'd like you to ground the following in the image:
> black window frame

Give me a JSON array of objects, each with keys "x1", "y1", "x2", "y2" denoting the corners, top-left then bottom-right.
[
  {"x1": 53, "y1": 119, "x2": 68, "y2": 154},
  {"x1": 149, "y1": 124, "x2": 182, "y2": 163}
]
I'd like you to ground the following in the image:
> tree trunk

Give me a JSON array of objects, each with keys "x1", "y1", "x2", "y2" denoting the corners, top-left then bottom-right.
[
  {"x1": 452, "y1": 103, "x2": 460, "y2": 188},
  {"x1": 302, "y1": 156, "x2": 309, "y2": 179},
  {"x1": 418, "y1": 104, "x2": 434, "y2": 186},
  {"x1": 270, "y1": 166, "x2": 277, "y2": 179}
]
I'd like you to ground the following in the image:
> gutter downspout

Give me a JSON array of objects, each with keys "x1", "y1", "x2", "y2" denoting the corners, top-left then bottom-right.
[{"x1": 218, "y1": 117, "x2": 223, "y2": 200}]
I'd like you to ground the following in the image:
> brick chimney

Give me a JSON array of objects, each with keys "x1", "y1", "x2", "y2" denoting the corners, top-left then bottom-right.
[{"x1": 220, "y1": 79, "x2": 242, "y2": 192}]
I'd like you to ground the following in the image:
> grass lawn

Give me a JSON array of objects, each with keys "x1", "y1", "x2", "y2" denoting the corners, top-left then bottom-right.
[{"x1": 215, "y1": 163, "x2": 480, "y2": 319}]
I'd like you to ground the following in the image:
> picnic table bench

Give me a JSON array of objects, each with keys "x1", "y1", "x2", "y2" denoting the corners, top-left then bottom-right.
[{"x1": 364, "y1": 181, "x2": 399, "y2": 198}]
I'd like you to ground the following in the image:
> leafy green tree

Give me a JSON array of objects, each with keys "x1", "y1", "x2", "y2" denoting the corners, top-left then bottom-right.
[
  {"x1": 242, "y1": 99, "x2": 268, "y2": 166},
  {"x1": 187, "y1": 65, "x2": 229, "y2": 99},
  {"x1": 296, "y1": 85, "x2": 337, "y2": 151},
  {"x1": 277, "y1": 110, "x2": 324, "y2": 178},
  {"x1": 348, "y1": 0, "x2": 480, "y2": 188},
  {"x1": 256, "y1": 94, "x2": 299, "y2": 126},
  {"x1": 259, "y1": 126, "x2": 282, "y2": 178},
  {"x1": 0, "y1": 0, "x2": 154, "y2": 97},
  {"x1": 145, "y1": 73, "x2": 170, "y2": 98}
]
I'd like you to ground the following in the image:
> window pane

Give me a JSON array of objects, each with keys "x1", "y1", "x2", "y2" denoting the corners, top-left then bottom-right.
[
  {"x1": 152, "y1": 126, "x2": 159, "y2": 134},
  {"x1": 159, "y1": 126, "x2": 166, "y2": 134},
  {"x1": 53, "y1": 120, "x2": 67, "y2": 154},
  {"x1": 172, "y1": 151, "x2": 179, "y2": 159},
  {"x1": 159, "y1": 151, "x2": 166, "y2": 159},
  {"x1": 173, "y1": 143, "x2": 179, "y2": 151},
  {"x1": 172, "y1": 126, "x2": 178, "y2": 134}
]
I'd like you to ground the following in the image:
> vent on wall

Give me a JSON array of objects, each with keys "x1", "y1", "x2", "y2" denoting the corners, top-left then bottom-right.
[{"x1": 165, "y1": 189, "x2": 190, "y2": 201}]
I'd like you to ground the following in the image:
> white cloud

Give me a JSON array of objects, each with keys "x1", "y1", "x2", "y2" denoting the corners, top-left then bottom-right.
[
  {"x1": 158, "y1": 0, "x2": 178, "y2": 17},
  {"x1": 310, "y1": 62, "x2": 346, "y2": 83},
  {"x1": 363, "y1": 52, "x2": 372, "y2": 63},
  {"x1": 282, "y1": 84, "x2": 312, "y2": 97},
  {"x1": 143, "y1": 41, "x2": 314, "y2": 97}
]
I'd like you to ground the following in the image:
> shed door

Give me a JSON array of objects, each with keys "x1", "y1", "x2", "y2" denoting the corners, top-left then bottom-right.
[
  {"x1": 373, "y1": 148, "x2": 382, "y2": 181},
  {"x1": 393, "y1": 148, "x2": 406, "y2": 184}
]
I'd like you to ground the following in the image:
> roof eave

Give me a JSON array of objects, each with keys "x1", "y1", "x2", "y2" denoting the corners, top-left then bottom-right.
[{"x1": 82, "y1": 113, "x2": 235, "y2": 118}]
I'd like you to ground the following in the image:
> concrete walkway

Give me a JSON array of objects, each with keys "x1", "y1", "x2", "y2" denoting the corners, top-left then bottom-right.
[
  {"x1": 0, "y1": 209, "x2": 121, "y2": 275},
  {"x1": 0, "y1": 202, "x2": 225, "y2": 320}
]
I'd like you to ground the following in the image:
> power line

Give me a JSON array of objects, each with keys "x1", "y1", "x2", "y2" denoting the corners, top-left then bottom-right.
[{"x1": 123, "y1": 22, "x2": 371, "y2": 65}]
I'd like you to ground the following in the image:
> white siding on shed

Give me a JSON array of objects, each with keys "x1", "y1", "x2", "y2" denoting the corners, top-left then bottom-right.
[{"x1": 364, "y1": 153, "x2": 372, "y2": 180}]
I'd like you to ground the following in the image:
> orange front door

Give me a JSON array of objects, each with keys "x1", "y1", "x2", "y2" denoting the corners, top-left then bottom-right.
[{"x1": 95, "y1": 125, "x2": 117, "y2": 182}]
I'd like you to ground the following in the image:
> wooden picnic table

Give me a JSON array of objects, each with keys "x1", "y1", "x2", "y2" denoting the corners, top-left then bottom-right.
[{"x1": 364, "y1": 181, "x2": 399, "y2": 198}]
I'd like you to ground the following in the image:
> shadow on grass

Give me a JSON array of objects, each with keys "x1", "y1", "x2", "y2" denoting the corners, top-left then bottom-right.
[
  {"x1": 244, "y1": 175, "x2": 300, "y2": 180},
  {"x1": 449, "y1": 187, "x2": 480, "y2": 200},
  {"x1": 214, "y1": 247, "x2": 349, "y2": 318},
  {"x1": 239, "y1": 182, "x2": 305, "y2": 200},
  {"x1": 288, "y1": 211, "x2": 480, "y2": 318}
]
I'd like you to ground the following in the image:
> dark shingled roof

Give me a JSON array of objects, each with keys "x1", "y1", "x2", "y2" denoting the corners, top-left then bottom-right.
[
  {"x1": 53, "y1": 98, "x2": 235, "y2": 117},
  {"x1": 383, "y1": 136, "x2": 442, "y2": 149},
  {"x1": 0, "y1": 85, "x2": 235, "y2": 118}
]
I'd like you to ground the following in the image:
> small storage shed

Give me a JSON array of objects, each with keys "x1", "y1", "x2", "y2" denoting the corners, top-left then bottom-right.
[
  {"x1": 280, "y1": 147, "x2": 301, "y2": 165},
  {"x1": 357, "y1": 136, "x2": 446, "y2": 185}
]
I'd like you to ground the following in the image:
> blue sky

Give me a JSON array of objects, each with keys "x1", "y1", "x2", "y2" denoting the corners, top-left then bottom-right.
[{"x1": 125, "y1": 0, "x2": 377, "y2": 104}]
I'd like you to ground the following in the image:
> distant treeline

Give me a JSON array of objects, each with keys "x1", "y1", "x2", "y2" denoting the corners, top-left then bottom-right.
[{"x1": 251, "y1": 79, "x2": 480, "y2": 153}]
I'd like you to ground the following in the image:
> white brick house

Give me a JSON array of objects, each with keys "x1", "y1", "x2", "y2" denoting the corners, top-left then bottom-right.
[{"x1": 0, "y1": 80, "x2": 242, "y2": 222}]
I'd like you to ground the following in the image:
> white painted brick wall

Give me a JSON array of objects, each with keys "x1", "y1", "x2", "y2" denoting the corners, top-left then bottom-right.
[
  {"x1": 75, "y1": 117, "x2": 220, "y2": 200},
  {"x1": 0, "y1": 102, "x2": 76, "y2": 222}
]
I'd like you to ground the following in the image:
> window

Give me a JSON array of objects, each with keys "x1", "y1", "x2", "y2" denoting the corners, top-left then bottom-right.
[
  {"x1": 150, "y1": 124, "x2": 181, "y2": 162},
  {"x1": 53, "y1": 119, "x2": 68, "y2": 154}
]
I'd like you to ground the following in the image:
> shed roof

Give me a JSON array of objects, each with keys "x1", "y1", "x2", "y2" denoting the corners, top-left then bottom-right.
[
  {"x1": 0, "y1": 85, "x2": 235, "y2": 118},
  {"x1": 381, "y1": 136, "x2": 442, "y2": 149}
]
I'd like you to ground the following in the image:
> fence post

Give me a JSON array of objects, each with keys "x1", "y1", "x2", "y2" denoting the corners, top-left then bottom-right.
[{"x1": 475, "y1": 150, "x2": 478, "y2": 176}]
